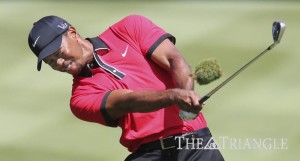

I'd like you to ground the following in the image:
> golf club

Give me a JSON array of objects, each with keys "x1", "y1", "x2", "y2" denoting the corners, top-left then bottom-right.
[{"x1": 199, "y1": 20, "x2": 286, "y2": 104}]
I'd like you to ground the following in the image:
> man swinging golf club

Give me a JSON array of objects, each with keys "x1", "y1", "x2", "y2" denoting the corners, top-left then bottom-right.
[{"x1": 28, "y1": 15, "x2": 225, "y2": 161}]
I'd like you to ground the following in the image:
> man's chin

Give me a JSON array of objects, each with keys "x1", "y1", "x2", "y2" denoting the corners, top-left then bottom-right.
[{"x1": 67, "y1": 70, "x2": 80, "y2": 76}]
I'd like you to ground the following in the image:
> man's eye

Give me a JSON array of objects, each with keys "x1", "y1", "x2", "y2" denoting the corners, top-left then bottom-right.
[
  {"x1": 55, "y1": 52, "x2": 60, "y2": 57},
  {"x1": 46, "y1": 49, "x2": 63, "y2": 64}
]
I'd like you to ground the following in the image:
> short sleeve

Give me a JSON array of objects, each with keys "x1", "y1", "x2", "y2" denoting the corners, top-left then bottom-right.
[
  {"x1": 109, "y1": 15, "x2": 176, "y2": 58},
  {"x1": 70, "y1": 77, "x2": 119, "y2": 127}
]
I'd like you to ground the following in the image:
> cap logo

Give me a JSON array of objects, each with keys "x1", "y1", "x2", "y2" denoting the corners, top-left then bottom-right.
[
  {"x1": 32, "y1": 35, "x2": 40, "y2": 48},
  {"x1": 57, "y1": 23, "x2": 68, "y2": 30}
]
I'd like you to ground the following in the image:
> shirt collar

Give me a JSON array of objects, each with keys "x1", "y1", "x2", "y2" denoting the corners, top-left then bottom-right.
[
  {"x1": 77, "y1": 37, "x2": 109, "y2": 77},
  {"x1": 86, "y1": 37, "x2": 109, "y2": 52}
]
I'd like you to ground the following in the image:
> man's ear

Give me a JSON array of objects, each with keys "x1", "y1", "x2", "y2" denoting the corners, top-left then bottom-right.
[{"x1": 67, "y1": 26, "x2": 77, "y2": 39}]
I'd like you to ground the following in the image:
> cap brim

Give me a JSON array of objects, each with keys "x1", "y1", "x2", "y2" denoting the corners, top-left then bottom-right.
[{"x1": 37, "y1": 35, "x2": 63, "y2": 71}]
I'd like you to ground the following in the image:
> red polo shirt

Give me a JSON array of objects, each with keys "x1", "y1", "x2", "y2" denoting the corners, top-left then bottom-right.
[{"x1": 70, "y1": 15, "x2": 207, "y2": 152}]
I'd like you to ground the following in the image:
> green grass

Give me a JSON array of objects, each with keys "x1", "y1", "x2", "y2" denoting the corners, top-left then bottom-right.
[{"x1": 1, "y1": 1, "x2": 299, "y2": 161}]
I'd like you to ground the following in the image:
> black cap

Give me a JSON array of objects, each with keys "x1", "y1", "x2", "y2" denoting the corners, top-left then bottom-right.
[{"x1": 28, "y1": 16, "x2": 70, "y2": 71}]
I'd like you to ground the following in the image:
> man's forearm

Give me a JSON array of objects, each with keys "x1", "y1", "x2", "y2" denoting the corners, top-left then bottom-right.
[
  {"x1": 116, "y1": 90, "x2": 175, "y2": 113},
  {"x1": 169, "y1": 54, "x2": 194, "y2": 90},
  {"x1": 106, "y1": 88, "x2": 201, "y2": 119}
]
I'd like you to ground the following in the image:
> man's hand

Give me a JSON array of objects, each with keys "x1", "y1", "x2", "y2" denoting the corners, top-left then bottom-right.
[{"x1": 169, "y1": 88, "x2": 203, "y2": 114}]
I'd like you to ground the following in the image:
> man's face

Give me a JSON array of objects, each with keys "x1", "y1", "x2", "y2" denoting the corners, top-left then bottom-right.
[{"x1": 44, "y1": 30, "x2": 85, "y2": 75}]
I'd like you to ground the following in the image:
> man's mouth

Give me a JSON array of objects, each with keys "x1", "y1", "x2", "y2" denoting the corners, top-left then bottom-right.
[{"x1": 62, "y1": 62, "x2": 72, "y2": 72}]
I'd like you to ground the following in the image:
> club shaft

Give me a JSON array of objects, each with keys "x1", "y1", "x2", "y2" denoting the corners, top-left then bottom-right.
[{"x1": 199, "y1": 42, "x2": 277, "y2": 104}]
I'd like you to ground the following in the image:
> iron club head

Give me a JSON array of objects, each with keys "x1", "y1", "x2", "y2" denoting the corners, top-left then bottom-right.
[{"x1": 272, "y1": 21, "x2": 286, "y2": 43}]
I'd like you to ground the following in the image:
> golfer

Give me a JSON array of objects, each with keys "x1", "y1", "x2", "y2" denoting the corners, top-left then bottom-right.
[{"x1": 28, "y1": 15, "x2": 224, "y2": 161}]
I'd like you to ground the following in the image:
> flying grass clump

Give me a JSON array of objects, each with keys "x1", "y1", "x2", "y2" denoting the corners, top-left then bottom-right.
[{"x1": 190, "y1": 58, "x2": 223, "y2": 85}]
